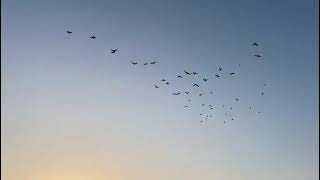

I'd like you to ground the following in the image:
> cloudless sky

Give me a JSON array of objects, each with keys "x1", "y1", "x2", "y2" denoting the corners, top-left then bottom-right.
[{"x1": 1, "y1": 0, "x2": 319, "y2": 180}]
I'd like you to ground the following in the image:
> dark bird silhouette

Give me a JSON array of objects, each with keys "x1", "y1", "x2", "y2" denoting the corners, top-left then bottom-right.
[
  {"x1": 231, "y1": 118, "x2": 234, "y2": 121},
  {"x1": 210, "y1": 91, "x2": 213, "y2": 95},
  {"x1": 161, "y1": 79, "x2": 166, "y2": 82},
  {"x1": 192, "y1": 72, "x2": 198, "y2": 75},
  {"x1": 131, "y1": 61, "x2": 138, "y2": 65},
  {"x1": 185, "y1": 91, "x2": 190, "y2": 94},
  {"x1": 172, "y1": 92, "x2": 181, "y2": 95},
  {"x1": 254, "y1": 54, "x2": 262, "y2": 58},
  {"x1": 219, "y1": 67, "x2": 222, "y2": 71},
  {"x1": 143, "y1": 62, "x2": 149, "y2": 65},
  {"x1": 184, "y1": 106, "x2": 189, "y2": 108},
  {"x1": 177, "y1": 75, "x2": 183, "y2": 78},
  {"x1": 193, "y1": 83, "x2": 200, "y2": 87},
  {"x1": 66, "y1": 31, "x2": 72, "y2": 34},
  {"x1": 203, "y1": 78, "x2": 208, "y2": 82},
  {"x1": 154, "y1": 85, "x2": 159, "y2": 88},
  {"x1": 90, "y1": 35, "x2": 96, "y2": 39},
  {"x1": 184, "y1": 70, "x2": 191, "y2": 75},
  {"x1": 229, "y1": 72, "x2": 235, "y2": 75},
  {"x1": 202, "y1": 104, "x2": 205, "y2": 107},
  {"x1": 215, "y1": 74, "x2": 221, "y2": 78},
  {"x1": 150, "y1": 61, "x2": 157, "y2": 64},
  {"x1": 224, "y1": 121, "x2": 227, "y2": 124},
  {"x1": 199, "y1": 93, "x2": 203, "y2": 96},
  {"x1": 110, "y1": 49, "x2": 118, "y2": 53},
  {"x1": 252, "y1": 42, "x2": 259, "y2": 46},
  {"x1": 261, "y1": 92, "x2": 264, "y2": 96},
  {"x1": 166, "y1": 82, "x2": 169, "y2": 85},
  {"x1": 210, "y1": 107, "x2": 213, "y2": 110},
  {"x1": 235, "y1": 98, "x2": 239, "y2": 101},
  {"x1": 200, "y1": 113, "x2": 203, "y2": 116}
]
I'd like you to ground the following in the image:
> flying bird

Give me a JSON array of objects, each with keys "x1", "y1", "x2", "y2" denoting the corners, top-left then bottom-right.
[
  {"x1": 184, "y1": 70, "x2": 191, "y2": 75},
  {"x1": 261, "y1": 92, "x2": 264, "y2": 95},
  {"x1": 172, "y1": 92, "x2": 181, "y2": 95},
  {"x1": 203, "y1": 78, "x2": 208, "y2": 82},
  {"x1": 166, "y1": 82, "x2": 170, "y2": 85},
  {"x1": 252, "y1": 42, "x2": 259, "y2": 46},
  {"x1": 202, "y1": 104, "x2": 205, "y2": 107},
  {"x1": 210, "y1": 91, "x2": 213, "y2": 95},
  {"x1": 185, "y1": 91, "x2": 190, "y2": 94},
  {"x1": 199, "y1": 93, "x2": 203, "y2": 96},
  {"x1": 200, "y1": 113, "x2": 203, "y2": 116},
  {"x1": 210, "y1": 107, "x2": 213, "y2": 110},
  {"x1": 192, "y1": 72, "x2": 198, "y2": 75},
  {"x1": 110, "y1": 49, "x2": 118, "y2": 53},
  {"x1": 154, "y1": 85, "x2": 159, "y2": 88},
  {"x1": 219, "y1": 67, "x2": 222, "y2": 71},
  {"x1": 90, "y1": 35, "x2": 96, "y2": 39},
  {"x1": 177, "y1": 75, "x2": 183, "y2": 78},
  {"x1": 131, "y1": 61, "x2": 138, "y2": 65},
  {"x1": 254, "y1": 54, "x2": 262, "y2": 58},
  {"x1": 193, "y1": 83, "x2": 200, "y2": 87},
  {"x1": 215, "y1": 74, "x2": 221, "y2": 77},
  {"x1": 184, "y1": 106, "x2": 189, "y2": 108},
  {"x1": 235, "y1": 98, "x2": 239, "y2": 101},
  {"x1": 66, "y1": 31, "x2": 72, "y2": 34},
  {"x1": 150, "y1": 61, "x2": 157, "y2": 64},
  {"x1": 229, "y1": 72, "x2": 235, "y2": 75},
  {"x1": 143, "y1": 63, "x2": 149, "y2": 65},
  {"x1": 161, "y1": 79, "x2": 166, "y2": 82}
]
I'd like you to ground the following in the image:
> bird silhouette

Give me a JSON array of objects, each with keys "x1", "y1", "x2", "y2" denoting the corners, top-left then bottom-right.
[
  {"x1": 184, "y1": 70, "x2": 191, "y2": 75},
  {"x1": 210, "y1": 91, "x2": 213, "y2": 95},
  {"x1": 229, "y1": 72, "x2": 235, "y2": 75},
  {"x1": 185, "y1": 91, "x2": 190, "y2": 94},
  {"x1": 154, "y1": 85, "x2": 159, "y2": 88},
  {"x1": 215, "y1": 74, "x2": 221, "y2": 77},
  {"x1": 199, "y1": 93, "x2": 203, "y2": 96},
  {"x1": 177, "y1": 75, "x2": 183, "y2": 78},
  {"x1": 200, "y1": 113, "x2": 203, "y2": 116},
  {"x1": 184, "y1": 106, "x2": 189, "y2": 108},
  {"x1": 252, "y1": 42, "x2": 259, "y2": 46},
  {"x1": 193, "y1": 83, "x2": 200, "y2": 87},
  {"x1": 210, "y1": 107, "x2": 213, "y2": 110},
  {"x1": 110, "y1": 49, "x2": 118, "y2": 53},
  {"x1": 235, "y1": 98, "x2": 239, "y2": 101},
  {"x1": 261, "y1": 92, "x2": 264, "y2": 95},
  {"x1": 90, "y1": 35, "x2": 96, "y2": 39},
  {"x1": 143, "y1": 63, "x2": 149, "y2": 65},
  {"x1": 66, "y1": 31, "x2": 72, "y2": 34},
  {"x1": 131, "y1": 61, "x2": 138, "y2": 65},
  {"x1": 193, "y1": 72, "x2": 198, "y2": 75},
  {"x1": 202, "y1": 104, "x2": 205, "y2": 106},
  {"x1": 219, "y1": 67, "x2": 222, "y2": 71},
  {"x1": 172, "y1": 92, "x2": 181, "y2": 95},
  {"x1": 166, "y1": 82, "x2": 169, "y2": 85},
  {"x1": 254, "y1": 54, "x2": 262, "y2": 58},
  {"x1": 150, "y1": 61, "x2": 157, "y2": 64},
  {"x1": 203, "y1": 78, "x2": 208, "y2": 81},
  {"x1": 161, "y1": 79, "x2": 166, "y2": 82}
]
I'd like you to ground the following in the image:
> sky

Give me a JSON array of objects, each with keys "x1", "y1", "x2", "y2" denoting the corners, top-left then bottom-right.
[{"x1": 1, "y1": 0, "x2": 319, "y2": 180}]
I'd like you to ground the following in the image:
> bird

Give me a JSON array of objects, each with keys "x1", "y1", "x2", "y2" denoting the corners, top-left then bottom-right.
[
  {"x1": 192, "y1": 72, "x2": 198, "y2": 75},
  {"x1": 200, "y1": 113, "x2": 203, "y2": 116},
  {"x1": 184, "y1": 70, "x2": 191, "y2": 75},
  {"x1": 203, "y1": 78, "x2": 208, "y2": 82},
  {"x1": 231, "y1": 118, "x2": 234, "y2": 121},
  {"x1": 252, "y1": 42, "x2": 259, "y2": 46},
  {"x1": 254, "y1": 54, "x2": 262, "y2": 58},
  {"x1": 166, "y1": 82, "x2": 170, "y2": 85},
  {"x1": 215, "y1": 74, "x2": 221, "y2": 77},
  {"x1": 261, "y1": 92, "x2": 264, "y2": 95},
  {"x1": 185, "y1": 91, "x2": 190, "y2": 94},
  {"x1": 110, "y1": 48, "x2": 118, "y2": 53},
  {"x1": 154, "y1": 85, "x2": 159, "y2": 88},
  {"x1": 90, "y1": 35, "x2": 96, "y2": 39},
  {"x1": 210, "y1": 91, "x2": 213, "y2": 95},
  {"x1": 235, "y1": 98, "x2": 239, "y2": 101},
  {"x1": 219, "y1": 67, "x2": 222, "y2": 71},
  {"x1": 143, "y1": 62, "x2": 149, "y2": 65},
  {"x1": 66, "y1": 31, "x2": 72, "y2": 34},
  {"x1": 224, "y1": 121, "x2": 227, "y2": 124},
  {"x1": 150, "y1": 61, "x2": 157, "y2": 64},
  {"x1": 193, "y1": 83, "x2": 200, "y2": 87},
  {"x1": 131, "y1": 61, "x2": 138, "y2": 65},
  {"x1": 229, "y1": 72, "x2": 235, "y2": 75},
  {"x1": 199, "y1": 93, "x2": 203, "y2": 96},
  {"x1": 210, "y1": 107, "x2": 213, "y2": 110},
  {"x1": 177, "y1": 75, "x2": 183, "y2": 78},
  {"x1": 161, "y1": 79, "x2": 166, "y2": 82},
  {"x1": 202, "y1": 104, "x2": 205, "y2": 107},
  {"x1": 172, "y1": 92, "x2": 181, "y2": 95},
  {"x1": 184, "y1": 106, "x2": 189, "y2": 108}
]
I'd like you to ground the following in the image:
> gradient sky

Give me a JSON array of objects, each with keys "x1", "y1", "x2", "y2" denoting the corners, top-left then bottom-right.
[{"x1": 1, "y1": 0, "x2": 319, "y2": 179}]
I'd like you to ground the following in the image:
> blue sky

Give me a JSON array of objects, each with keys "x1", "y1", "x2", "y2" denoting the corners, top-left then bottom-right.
[{"x1": 2, "y1": 0, "x2": 319, "y2": 179}]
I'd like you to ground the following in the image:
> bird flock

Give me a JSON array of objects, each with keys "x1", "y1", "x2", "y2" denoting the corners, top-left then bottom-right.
[{"x1": 65, "y1": 30, "x2": 266, "y2": 125}]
